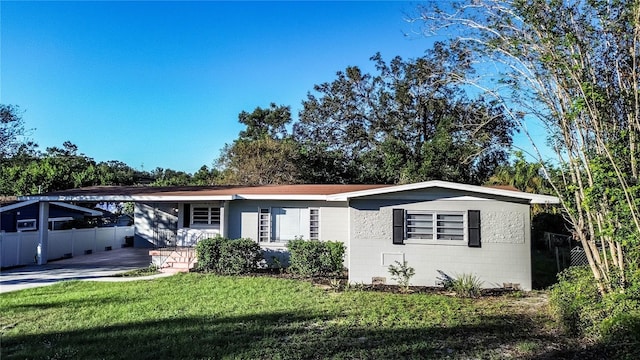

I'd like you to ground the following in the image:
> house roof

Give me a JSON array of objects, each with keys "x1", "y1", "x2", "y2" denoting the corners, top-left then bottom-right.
[
  {"x1": 17, "y1": 181, "x2": 559, "y2": 205},
  {"x1": 326, "y1": 180, "x2": 559, "y2": 204},
  {"x1": 18, "y1": 184, "x2": 392, "y2": 202}
]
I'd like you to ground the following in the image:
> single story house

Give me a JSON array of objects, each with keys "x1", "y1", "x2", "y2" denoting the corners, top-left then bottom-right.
[
  {"x1": 0, "y1": 200, "x2": 103, "y2": 232},
  {"x1": 19, "y1": 181, "x2": 559, "y2": 290}
]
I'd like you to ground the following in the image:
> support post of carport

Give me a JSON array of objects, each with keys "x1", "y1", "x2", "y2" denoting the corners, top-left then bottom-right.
[{"x1": 37, "y1": 201, "x2": 49, "y2": 265}]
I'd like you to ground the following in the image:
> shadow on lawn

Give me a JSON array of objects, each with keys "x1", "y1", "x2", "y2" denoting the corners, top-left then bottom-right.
[{"x1": 4, "y1": 309, "x2": 636, "y2": 360}]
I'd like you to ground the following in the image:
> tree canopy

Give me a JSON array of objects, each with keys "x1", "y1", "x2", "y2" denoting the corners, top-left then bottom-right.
[{"x1": 294, "y1": 46, "x2": 515, "y2": 184}]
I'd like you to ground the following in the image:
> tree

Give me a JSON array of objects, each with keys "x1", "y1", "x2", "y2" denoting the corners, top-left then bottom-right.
[
  {"x1": 192, "y1": 165, "x2": 222, "y2": 186},
  {"x1": 294, "y1": 47, "x2": 515, "y2": 184},
  {"x1": 485, "y1": 151, "x2": 547, "y2": 194},
  {"x1": 0, "y1": 104, "x2": 32, "y2": 160},
  {"x1": 216, "y1": 105, "x2": 302, "y2": 185},
  {"x1": 417, "y1": 0, "x2": 640, "y2": 294},
  {"x1": 238, "y1": 103, "x2": 291, "y2": 141},
  {"x1": 217, "y1": 138, "x2": 301, "y2": 185}
]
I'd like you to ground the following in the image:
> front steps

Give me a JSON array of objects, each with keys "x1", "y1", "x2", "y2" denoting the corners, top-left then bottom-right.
[{"x1": 149, "y1": 248, "x2": 197, "y2": 273}]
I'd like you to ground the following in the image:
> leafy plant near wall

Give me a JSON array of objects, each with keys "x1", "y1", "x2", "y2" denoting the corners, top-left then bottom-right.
[
  {"x1": 195, "y1": 237, "x2": 263, "y2": 275},
  {"x1": 286, "y1": 239, "x2": 345, "y2": 277},
  {"x1": 450, "y1": 273, "x2": 484, "y2": 298},
  {"x1": 388, "y1": 260, "x2": 415, "y2": 293}
]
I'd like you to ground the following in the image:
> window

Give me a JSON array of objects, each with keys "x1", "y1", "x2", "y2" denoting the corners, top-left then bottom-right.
[
  {"x1": 258, "y1": 208, "x2": 271, "y2": 243},
  {"x1": 403, "y1": 211, "x2": 465, "y2": 243},
  {"x1": 394, "y1": 209, "x2": 480, "y2": 247},
  {"x1": 191, "y1": 206, "x2": 220, "y2": 226},
  {"x1": 436, "y1": 213, "x2": 464, "y2": 240},
  {"x1": 406, "y1": 212, "x2": 433, "y2": 239},
  {"x1": 309, "y1": 208, "x2": 319, "y2": 240},
  {"x1": 16, "y1": 219, "x2": 37, "y2": 231},
  {"x1": 258, "y1": 207, "x2": 315, "y2": 243}
]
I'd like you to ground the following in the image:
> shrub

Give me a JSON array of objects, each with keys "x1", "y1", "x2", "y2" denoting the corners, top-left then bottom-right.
[
  {"x1": 388, "y1": 260, "x2": 415, "y2": 293},
  {"x1": 450, "y1": 273, "x2": 483, "y2": 298},
  {"x1": 549, "y1": 266, "x2": 603, "y2": 336},
  {"x1": 287, "y1": 239, "x2": 345, "y2": 277},
  {"x1": 195, "y1": 236, "x2": 263, "y2": 275},
  {"x1": 549, "y1": 265, "x2": 640, "y2": 344},
  {"x1": 195, "y1": 237, "x2": 224, "y2": 272},
  {"x1": 217, "y1": 238, "x2": 263, "y2": 275}
]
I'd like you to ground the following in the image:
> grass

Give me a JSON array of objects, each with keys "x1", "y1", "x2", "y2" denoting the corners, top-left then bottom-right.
[
  {"x1": 113, "y1": 265, "x2": 160, "y2": 277},
  {"x1": 0, "y1": 274, "x2": 618, "y2": 359}
]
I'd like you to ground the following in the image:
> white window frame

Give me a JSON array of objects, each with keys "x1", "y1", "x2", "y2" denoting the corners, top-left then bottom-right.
[
  {"x1": 309, "y1": 208, "x2": 320, "y2": 240},
  {"x1": 258, "y1": 207, "x2": 315, "y2": 244},
  {"x1": 404, "y1": 210, "x2": 467, "y2": 245},
  {"x1": 191, "y1": 206, "x2": 221, "y2": 228},
  {"x1": 16, "y1": 219, "x2": 37, "y2": 231},
  {"x1": 258, "y1": 207, "x2": 271, "y2": 243}
]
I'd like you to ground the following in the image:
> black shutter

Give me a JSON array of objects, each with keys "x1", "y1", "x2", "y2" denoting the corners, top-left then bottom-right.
[
  {"x1": 183, "y1": 204, "x2": 191, "y2": 228},
  {"x1": 393, "y1": 209, "x2": 405, "y2": 245},
  {"x1": 468, "y1": 210, "x2": 481, "y2": 248}
]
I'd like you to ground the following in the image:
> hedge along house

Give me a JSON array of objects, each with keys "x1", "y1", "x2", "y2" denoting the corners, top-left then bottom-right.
[{"x1": 20, "y1": 181, "x2": 558, "y2": 290}]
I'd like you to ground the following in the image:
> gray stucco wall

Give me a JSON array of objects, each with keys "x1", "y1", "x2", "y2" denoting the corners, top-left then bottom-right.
[{"x1": 348, "y1": 195, "x2": 532, "y2": 290}]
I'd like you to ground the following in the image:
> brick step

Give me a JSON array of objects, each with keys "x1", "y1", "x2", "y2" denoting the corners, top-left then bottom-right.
[
  {"x1": 166, "y1": 262, "x2": 193, "y2": 269},
  {"x1": 164, "y1": 257, "x2": 194, "y2": 263}
]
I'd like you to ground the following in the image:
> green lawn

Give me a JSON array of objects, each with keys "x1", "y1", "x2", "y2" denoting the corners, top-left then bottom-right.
[{"x1": 0, "y1": 274, "x2": 603, "y2": 359}]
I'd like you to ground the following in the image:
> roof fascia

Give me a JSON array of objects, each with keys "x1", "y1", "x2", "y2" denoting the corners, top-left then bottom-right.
[
  {"x1": 18, "y1": 195, "x2": 235, "y2": 202},
  {"x1": 234, "y1": 194, "x2": 328, "y2": 201},
  {"x1": 327, "y1": 180, "x2": 560, "y2": 204}
]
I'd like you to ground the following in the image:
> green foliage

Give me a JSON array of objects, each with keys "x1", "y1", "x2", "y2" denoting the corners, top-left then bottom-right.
[
  {"x1": 195, "y1": 237, "x2": 264, "y2": 275},
  {"x1": 286, "y1": 239, "x2": 345, "y2": 277},
  {"x1": 294, "y1": 47, "x2": 514, "y2": 184},
  {"x1": 0, "y1": 104, "x2": 31, "y2": 160},
  {"x1": 387, "y1": 260, "x2": 415, "y2": 292},
  {"x1": 215, "y1": 104, "x2": 303, "y2": 185},
  {"x1": 450, "y1": 273, "x2": 484, "y2": 298},
  {"x1": 549, "y1": 266, "x2": 640, "y2": 341},
  {"x1": 237, "y1": 103, "x2": 291, "y2": 141},
  {"x1": 216, "y1": 137, "x2": 302, "y2": 185},
  {"x1": 217, "y1": 238, "x2": 264, "y2": 275}
]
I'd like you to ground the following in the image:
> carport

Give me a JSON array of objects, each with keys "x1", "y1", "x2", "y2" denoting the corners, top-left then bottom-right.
[{"x1": 0, "y1": 247, "x2": 158, "y2": 293}]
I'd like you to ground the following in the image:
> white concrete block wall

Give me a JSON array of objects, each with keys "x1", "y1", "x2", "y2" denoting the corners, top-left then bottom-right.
[{"x1": 348, "y1": 197, "x2": 532, "y2": 290}]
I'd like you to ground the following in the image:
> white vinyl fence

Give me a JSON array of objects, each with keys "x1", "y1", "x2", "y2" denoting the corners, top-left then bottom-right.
[{"x1": 0, "y1": 226, "x2": 134, "y2": 268}]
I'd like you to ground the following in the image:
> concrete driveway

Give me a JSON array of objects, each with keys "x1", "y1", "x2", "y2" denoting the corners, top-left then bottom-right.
[{"x1": 0, "y1": 248, "x2": 159, "y2": 293}]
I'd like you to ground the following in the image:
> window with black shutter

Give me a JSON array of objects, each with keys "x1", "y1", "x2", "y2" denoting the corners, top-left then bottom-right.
[
  {"x1": 468, "y1": 210, "x2": 481, "y2": 248},
  {"x1": 392, "y1": 209, "x2": 405, "y2": 245}
]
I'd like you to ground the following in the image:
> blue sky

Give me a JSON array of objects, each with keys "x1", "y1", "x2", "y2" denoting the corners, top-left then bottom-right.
[{"x1": 2, "y1": 1, "x2": 440, "y2": 173}]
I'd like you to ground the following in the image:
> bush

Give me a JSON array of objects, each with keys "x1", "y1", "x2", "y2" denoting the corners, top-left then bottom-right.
[
  {"x1": 549, "y1": 266, "x2": 603, "y2": 336},
  {"x1": 195, "y1": 237, "x2": 263, "y2": 275},
  {"x1": 287, "y1": 239, "x2": 345, "y2": 277},
  {"x1": 388, "y1": 260, "x2": 415, "y2": 293},
  {"x1": 450, "y1": 273, "x2": 483, "y2": 298},
  {"x1": 217, "y1": 238, "x2": 264, "y2": 275},
  {"x1": 549, "y1": 265, "x2": 640, "y2": 343}
]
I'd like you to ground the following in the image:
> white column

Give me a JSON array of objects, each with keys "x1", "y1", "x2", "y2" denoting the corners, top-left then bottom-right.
[
  {"x1": 37, "y1": 201, "x2": 49, "y2": 265},
  {"x1": 222, "y1": 201, "x2": 229, "y2": 238}
]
